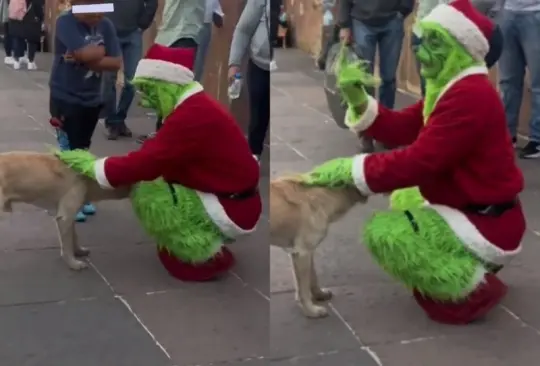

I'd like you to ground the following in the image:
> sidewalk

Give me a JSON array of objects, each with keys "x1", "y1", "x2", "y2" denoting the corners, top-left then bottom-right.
[
  {"x1": 0, "y1": 53, "x2": 269, "y2": 366},
  {"x1": 270, "y1": 48, "x2": 540, "y2": 366}
]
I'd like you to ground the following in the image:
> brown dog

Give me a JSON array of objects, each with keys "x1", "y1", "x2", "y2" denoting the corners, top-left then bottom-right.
[
  {"x1": 270, "y1": 175, "x2": 368, "y2": 318},
  {"x1": 0, "y1": 151, "x2": 131, "y2": 270}
]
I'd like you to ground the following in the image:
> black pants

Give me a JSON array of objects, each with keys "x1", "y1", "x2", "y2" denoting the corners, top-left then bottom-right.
[
  {"x1": 13, "y1": 36, "x2": 37, "y2": 62},
  {"x1": 50, "y1": 98, "x2": 102, "y2": 150},
  {"x1": 155, "y1": 37, "x2": 198, "y2": 132},
  {"x1": 247, "y1": 60, "x2": 270, "y2": 156},
  {"x1": 3, "y1": 23, "x2": 13, "y2": 56}
]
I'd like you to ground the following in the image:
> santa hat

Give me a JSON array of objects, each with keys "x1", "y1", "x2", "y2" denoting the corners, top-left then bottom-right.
[
  {"x1": 133, "y1": 44, "x2": 196, "y2": 84},
  {"x1": 422, "y1": 0, "x2": 494, "y2": 61}
]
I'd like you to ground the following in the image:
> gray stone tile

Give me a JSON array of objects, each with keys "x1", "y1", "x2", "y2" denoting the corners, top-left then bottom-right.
[
  {"x1": 371, "y1": 325, "x2": 540, "y2": 366},
  {"x1": 124, "y1": 284, "x2": 269, "y2": 365},
  {"x1": 330, "y1": 284, "x2": 525, "y2": 346},
  {"x1": 0, "y1": 250, "x2": 111, "y2": 306},
  {"x1": 0, "y1": 141, "x2": 50, "y2": 152},
  {"x1": 269, "y1": 349, "x2": 380, "y2": 366},
  {"x1": 270, "y1": 292, "x2": 359, "y2": 359},
  {"x1": 0, "y1": 209, "x2": 58, "y2": 250},
  {"x1": 230, "y1": 222, "x2": 270, "y2": 298},
  {"x1": 0, "y1": 298, "x2": 172, "y2": 366}
]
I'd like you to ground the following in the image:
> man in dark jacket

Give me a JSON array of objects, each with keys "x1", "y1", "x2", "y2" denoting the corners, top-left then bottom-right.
[
  {"x1": 103, "y1": 0, "x2": 158, "y2": 140},
  {"x1": 339, "y1": 0, "x2": 414, "y2": 152}
]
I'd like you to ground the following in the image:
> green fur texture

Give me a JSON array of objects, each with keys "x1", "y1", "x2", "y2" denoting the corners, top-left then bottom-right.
[
  {"x1": 54, "y1": 149, "x2": 97, "y2": 180},
  {"x1": 131, "y1": 179, "x2": 225, "y2": 263},
  {"x1": 389, "y1": 187, "x2": 425, "y2": 210},
  {"x1": 363, "y1": 207, "x2": 480, "y2": 300},
  {"x1": 301, "y1": 157, "x2": 355, "y2": 188},
  {"x1": 334, "y1": 42, "x2": 379, "y2": 123}
]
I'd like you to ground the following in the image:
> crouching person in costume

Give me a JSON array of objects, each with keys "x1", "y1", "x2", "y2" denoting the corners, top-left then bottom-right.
[
  {"x1": 57, "y1": 44, "x2": 262, "y2": 282},
  {"x1": 302, "y1": 0, "x2": 525, "y2": 324}
]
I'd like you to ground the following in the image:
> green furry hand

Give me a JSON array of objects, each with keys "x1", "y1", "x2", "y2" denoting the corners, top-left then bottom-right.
[
  {"x1": 301, "y1": 157, "x2": 355, "y2": 188},
  {"x1": 55, "y1": 149, "x2": 98, "y2": 180},
  {"x1": 335, "y1": 42, "x2": 378, "y2": 109}
]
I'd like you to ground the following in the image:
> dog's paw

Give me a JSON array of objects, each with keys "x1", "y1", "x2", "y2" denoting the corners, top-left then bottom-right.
[
  {"x1": 301, "y1": 304, "x2": 329, "y2": 318},
  {"x1": 74, "y1": 247, "x2": 91, "y2": 257},
  {"x1": 313, "y1": 288, "x2": 333, "y2": 302},
  {"x1": 67, "y1": 259, "x2": 88, "y2": 271}
]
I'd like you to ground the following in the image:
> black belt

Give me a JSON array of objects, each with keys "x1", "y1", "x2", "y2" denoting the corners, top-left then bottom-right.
[{"x1": 167, "y1": 183, "x2": 258, "y2": 206}]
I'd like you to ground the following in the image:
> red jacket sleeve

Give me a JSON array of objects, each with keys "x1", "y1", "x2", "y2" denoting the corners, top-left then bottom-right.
[
  {"x1": 352, "y1": 86, "x2": 484, "y2": 194},
  {"x1": 93, "y1": 109, "x2": 210, "y2": 188},
  {"x1": 347, "y1": 96, "x2": 424, "y2": 147}
]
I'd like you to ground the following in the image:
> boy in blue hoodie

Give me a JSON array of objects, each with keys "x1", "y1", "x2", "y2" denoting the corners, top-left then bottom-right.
[{"x1": 49, "y1": 0, "x2": 121, "y2": 222}]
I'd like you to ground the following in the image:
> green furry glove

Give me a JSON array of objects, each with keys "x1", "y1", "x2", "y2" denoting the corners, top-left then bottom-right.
[
  {"x1": 335, "y1": 42, "x2": 378, "y2": 125},
  {"x1": 301, "y1": 157, "x2": 355, "y2": 188},
  {"x1": 55, "y1": 149, "x2": 98, "y2": 180}
]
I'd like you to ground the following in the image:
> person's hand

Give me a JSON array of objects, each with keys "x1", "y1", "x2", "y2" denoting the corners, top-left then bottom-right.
[
  {"x1": 63, "y1": 52, "x2": 75, "y2": 62},
  {"x1": 228, "y1": 65, "x2": 240, "y2": 83},
  {"x1": 212, "y1": 13, "x2": 224, "y2": 28},
  {"x1": 339, "y1": 28, "x2": 352, "y2": 44}
]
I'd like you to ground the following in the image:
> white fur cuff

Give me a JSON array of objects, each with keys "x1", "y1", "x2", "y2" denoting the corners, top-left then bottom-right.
[
  {"x1": 94, "y1": 158, "x2": 113, "y2": 189},
  {"x1": 345, "y1": 96, "x2": 379, "y2": 134},
  {"x1": 134, "y1": 59, "x2": 194, "y2": 84},
  {"x1": 351, "y1": 154, "x2": 373, "y2": 195}
]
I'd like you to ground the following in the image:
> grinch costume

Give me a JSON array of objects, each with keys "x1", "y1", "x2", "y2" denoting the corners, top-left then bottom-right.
[
  {"x1": 303, "y1": 0, "x2": 526, "y2": 324},
  {"x1": 57, "y1": 44, "x2": 262, "y2": 282}
]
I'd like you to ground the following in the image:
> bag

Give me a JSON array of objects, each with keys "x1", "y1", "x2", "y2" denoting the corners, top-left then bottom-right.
[{"x1": 8, "y1": 0, "x2": 28, "y2": 21}]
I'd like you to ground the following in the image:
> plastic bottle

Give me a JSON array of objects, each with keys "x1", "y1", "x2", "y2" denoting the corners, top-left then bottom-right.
[
  {"x1": 228, "y1": 73, "x2": 243, "y2": 100},
  {"x1": 57, "y1": 129, "x2": 70, "y2": 151}
]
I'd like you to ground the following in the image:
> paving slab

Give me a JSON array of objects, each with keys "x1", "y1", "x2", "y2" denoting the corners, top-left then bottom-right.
[
  {"x1": 0, "y1": 297, "x2": 172, "y2": 366},
  {"x1": 269, "y1": 349, "x2": 380, "y2": 366}
]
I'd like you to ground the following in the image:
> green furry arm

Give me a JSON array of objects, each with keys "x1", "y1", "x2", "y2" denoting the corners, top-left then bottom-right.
[
  {"x1": 335, "y1": 42, "x2": 379, "y2": 129},
  {"x1": 300, "y1": 157, "x2": 356, "y2": 188},
  {"x1": 55, "y1": 149, "x2": 98, "y2": 180}
]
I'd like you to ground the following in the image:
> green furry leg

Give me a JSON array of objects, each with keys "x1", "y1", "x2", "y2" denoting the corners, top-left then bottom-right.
[
  {"x1": 389, "y1": 187, "x2": 425, "y2": 210},
  {"x1": 362, "y1": 207, "x2": 481, "y2": 301},
  {"x1": 131, "y1": 179, "x2": 225, "y2": 263}
]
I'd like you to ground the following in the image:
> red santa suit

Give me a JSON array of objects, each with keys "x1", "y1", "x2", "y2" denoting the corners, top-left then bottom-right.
[
  {"x1": 345, "y1": 0, "x2": 526, "y2": 324},
  {"x1": 92, "y1": 44, "x2": 262, "y2": 281}
]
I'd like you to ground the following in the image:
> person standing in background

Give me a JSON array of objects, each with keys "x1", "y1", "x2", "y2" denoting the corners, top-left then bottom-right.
[
  {"x1": 137, "y1": 0, "x2": 205, "y2": 143},
  {"x1": 103, "y1": 0, "x2": 158, "y2": 140},
  {"x1": 228, "y1": 0, "x2": 272, "y2": 162},
  {"x1": 8, "y1": 0, "x2": 43, "y2": 70},
  {"x1": 338, "y1": 0, "x2": 414, "y2": 153},
  {"x1": 1, "y1": 0, "x2": 14, "y2": 64},
  {"x1": 193, "y1": 0, "x2": 224, "y2": 82},
  {"x1": 498, "y1": 0, "x2": 540, "y2": 158}
]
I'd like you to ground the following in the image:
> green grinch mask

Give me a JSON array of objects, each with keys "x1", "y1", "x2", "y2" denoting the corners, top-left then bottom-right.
[{"x1": 131, "y1": 78, "x2": 194, "y2": 119}]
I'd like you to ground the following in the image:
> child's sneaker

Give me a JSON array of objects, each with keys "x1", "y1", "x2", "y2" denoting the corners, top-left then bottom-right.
[
  {"x1": 82, "y1": 203, "x2": 96, "y2": 215},
  {"x1": 27, "y1": 62, "x2": 37, "y2": 70},
  {"x1": 4, "y1": 56, "x2": 14, "y2": 65},
  {"x1": 12, "y1": 61, "x2": 21, "y2": 70},
  {"x1": 75, "y1": 211, "x2": 87, "y2": 222}
]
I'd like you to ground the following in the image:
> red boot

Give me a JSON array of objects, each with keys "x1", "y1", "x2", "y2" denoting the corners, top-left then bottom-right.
[
  {"x1": 157, "y1": 246, "x2": 235, "y2": 282},
  {"x1": 413, "y1": 273, "x2": 508, "y2": 325}
]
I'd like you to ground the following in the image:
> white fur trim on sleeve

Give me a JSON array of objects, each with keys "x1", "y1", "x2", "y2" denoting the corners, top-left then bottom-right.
[
  {"x1": 134, "y1": 59, "x2": 194, "y2": 85},
  {"x1": 429, "y1": 204, "x2": 521, "y2": 266},
  {"x1": 351, "y1": 154, "x2": 373, "y2": 195},
  {"x1": 345, "y1": 96, "x2": 379, "y2": 134},
  {"x1": 196, "y1": 192, "x2": 257, "y2": 238},
  {"x1": 422, "y1": 4, "x2": 489, "y2": 61},
  {"x1": 94, "y1": 158, "x2": 113, "y2": 189}
]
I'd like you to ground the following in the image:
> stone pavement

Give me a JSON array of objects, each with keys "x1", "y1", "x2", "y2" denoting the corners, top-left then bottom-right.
[
  {"x1": 0, "y1": 53, "x2": 269, "y2": 366},
  {"x1": 270, "y1": 48, "x2": 540, "y2": 365}
]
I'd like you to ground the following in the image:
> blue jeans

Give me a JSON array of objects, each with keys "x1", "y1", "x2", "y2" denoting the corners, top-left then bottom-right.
[
  {"x1": 411, "y1": 33, "x2": 425, "y2": 97},
  {"x1": 352, "y1": 16, "x2": 404, "y2": 109},
  {"x1": 498, "y1": 10, "x2": 540, "y2": 141},
  {"x1": 103, "y1": 29, "x2": 143, "y2": 126},
  {"x1": 194, "y1": 22, "x2": 212, "y2": 82}
]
